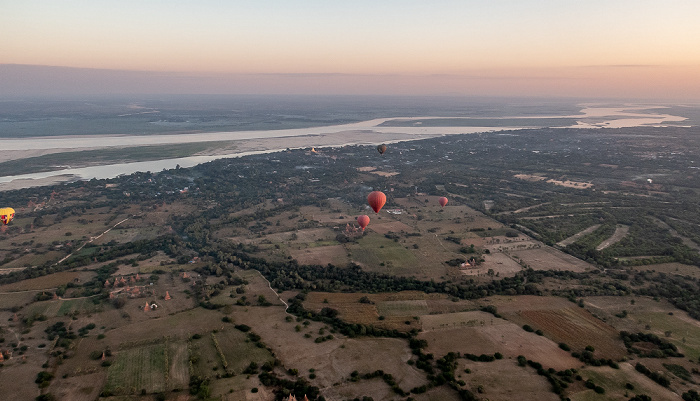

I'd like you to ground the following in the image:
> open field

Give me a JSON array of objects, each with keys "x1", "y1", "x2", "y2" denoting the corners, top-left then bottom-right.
[
  {"x1": 289, "y1": 244, "x2": 349, "y2": 266},
  {"x1": 457, "y1": 359, "x2": 559, "y2": 401},
  {"x1": 510, "y1": 246, "x2": 594, "y2": 272},
  {"x1": 47, "y1": 372, "x2": 104, "y2": 401},
  {"x1": 463, "y1": 252, "x2": 524, "y2": 278},
  {"x1": 419, "y1": 311, "x2": 580, "y2": 371},
  {"x1": 103, "y1": 342, "x2": 168, "y2": 395},
  {"x1": 584, "y1": 296, "x2": 700, "y2": 361},
  {"x1": 570, "y1": 363, "x2": 683, "y2": 401},
  {"x1": 0, "y1": 271, "x2": 89, "y2": 292},
  {"x1": 485, "y1": 296, "x2": 626, "y2": 359},
  {"x1": 628, "y1": 262, "x2": 700, "y2": 279},
  {"x1": 348, "y1": 234, "x2": 420, "y2": 275},
  {"x1": 214, "y1": 328, "x2": 275, "y2": 374},
  {"x1": 0, "y1": 292, "x2": 39, "y2": 319}
]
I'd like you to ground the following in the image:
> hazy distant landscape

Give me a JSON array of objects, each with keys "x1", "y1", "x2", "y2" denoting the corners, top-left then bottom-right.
[{"x1": 2, "y1": 97, "x2": 700, "y2": 401}]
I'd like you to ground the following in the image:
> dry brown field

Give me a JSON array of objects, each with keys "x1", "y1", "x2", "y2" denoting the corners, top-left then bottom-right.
[
  {"x1": 366, "y1": 220, "x2": 417, "y2": 235},
  {"x1": 0, "y1": 290, "x2": 37, "y2": 310},
  {"x1": 222, "y1": 274, "x2": 431, "y2": 398},
  {"x1": 463, "y1": 252, "x2": 523, "y2": 278},
  {"x1": 0, "y1": 354, "x2": 46, "y2": 401},
  {"x1": 627, "y1": 262, "x2": 700, "y2": 279},
  {"x1": 0, "y1": 271, "x2": 90, "y2": 292},
  {"x1": 457, "y1": 359, "x2": 559, "y2": 401},
  {"x1": 510, "y1": 246, "x2": 594, "y2": 272},
  {"x1": 209, "y1": 375, "x2": 275, "y2": 401},
  {"x1": 47, "y1": 372, "x2": 104, "y2": 401},
  {"x1": 418, "y1": 311, "x2": 580, "y2": 370},
  {"x1": 486, "y1": 295, "x2": 626, "y2": 359},
  {"x1": 304, "y1": 291, "x2": 426, "y2": 331}
]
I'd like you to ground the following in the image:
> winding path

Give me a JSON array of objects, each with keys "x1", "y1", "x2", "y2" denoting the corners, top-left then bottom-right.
[{"x1": 255, "y1": 270, "x2": 291, "y2": 315}]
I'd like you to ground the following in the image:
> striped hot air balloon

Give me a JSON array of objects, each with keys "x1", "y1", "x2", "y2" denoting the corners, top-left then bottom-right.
[{"x1": 0, "y1": 207, "x2": 15, "y2": 225}]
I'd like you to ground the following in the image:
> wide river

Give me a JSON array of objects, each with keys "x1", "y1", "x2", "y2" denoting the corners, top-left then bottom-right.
[{"x1": 0, "y1": 106, "x2": 689, "y2": 190}]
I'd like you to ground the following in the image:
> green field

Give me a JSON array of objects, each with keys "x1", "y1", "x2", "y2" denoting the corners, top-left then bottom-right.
[
  {"x1": 629, "y1": 310, "x2": 700, "y2": 361},
  {"x1": 349, "y1": 235, "x2": 419, "y2": 273},
  {"x1": 57, "y1": 298, "x2": 100, "y2": 316},
  {"x1": 104, "y1": 343, "x2": 168, "y2": 395},
  {"x1": 216, "y1": 329, "x2": 275, "y2": 374},
  {"x1": 376, "y1": 300, "x2": 429, "y2": 317},
  {"x1": 572, "y1": 365, "x2": 678, "y2": 401}
]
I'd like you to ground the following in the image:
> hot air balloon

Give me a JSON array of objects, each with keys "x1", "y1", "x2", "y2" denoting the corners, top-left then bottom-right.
[
  {"x1": 0, "y1": 207, "x2": 15, "y2": 225},
  {"x1": 357, "y1": 215, "x2": 370, "y2": 230},
  {"x1": 377, "y1": 144, "x2": 387, "y2": 155},
  {"x1": 438, "y1": 197, "x2": 448, "y2": 207},
  {"x1": 367, "y1": 191, "x2": 386, "y2": 214}
]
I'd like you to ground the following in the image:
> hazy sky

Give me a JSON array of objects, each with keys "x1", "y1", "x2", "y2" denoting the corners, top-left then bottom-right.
[{"x1": 2, "y1": 0, "x2": 700, "y2": 98}]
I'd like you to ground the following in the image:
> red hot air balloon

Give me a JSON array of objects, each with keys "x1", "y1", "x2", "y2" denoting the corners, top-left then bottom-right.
[
  {"x1": 438, "y1": 197, "x2": 448, "y2": 207},
  {"x1": 367, "y1": 191, "x2": 386, "y2": 214},
  {"x1": 357, "y1": 215, "x2": 370, "y2": 230}
]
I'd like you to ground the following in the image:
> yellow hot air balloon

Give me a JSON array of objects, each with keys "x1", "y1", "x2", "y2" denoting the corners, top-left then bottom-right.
[{"x1": 0, "y1": 207, "x2": 15, "y2": 225}]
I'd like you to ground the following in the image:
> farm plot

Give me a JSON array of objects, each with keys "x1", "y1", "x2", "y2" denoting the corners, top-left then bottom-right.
[
  {"x1": 629, "y1": 262, "x2": 700, "y2": 279},
  {"x1": 57, "y1": 298, "x2": 101, "y2": 316},
  {"x1": 22, "y1": 299, "x2": 64, "y2": 318},
  {"x1": 376, "y1": 299, "x2": 429, "y2": 317},
  {"x1": 229, "y1": 296, "x2": 428, "y2": 392},
  {"x1": 0, "y1": 250, "x2": 66, "y2": 270},
  {"x1": 510, "y1": 246, "x2": 594, "y2": 272},
  {"x1": 189, "y1": 333, "x2": 223, "y2": 378},
  {"x1": 289, "y1": 244, "x2": 349, "y2": 266},
  {"x1": 0, "y1": 271, "x2": 84, "y2": 292},
  {"x1": 584, "y1": 296, "x2": 700, "y2": 361},
  {"x1": 214, "y1": 328, "x2": 275, "y2": 374},
  {"x1": 491, "y1": 296, "x2": 626, "y2": 359},
  {"x1": 305, "y1": 291, "x2": 439, "y2": 331},
  {"x1": 209, "y1": 375, "x2": 275, "y2": 401},
  {"x1": 347, "y1": 235, "x2": 420, "y2": 275},
  {"x1": 47, "y1": 372, "x2": 105, "y2": 401},
  {"x1": 0, "y1": 290, "x2": 42, "y2": 310},
  {"x1": 367, "y1": 220, "x2": 419, "y2": 236},
  {"x1": 168, "y1": 340, "x2": 190, "y2": 391},
  {"x1": 103, "y1": 343, "x2": 168, "y2": 395},
  {"x1": 419, "y1": 311, "x2": 579, "y2": 371},
  {"x1": 456, "y1": 359, "x2": 559, "y2": 401}
]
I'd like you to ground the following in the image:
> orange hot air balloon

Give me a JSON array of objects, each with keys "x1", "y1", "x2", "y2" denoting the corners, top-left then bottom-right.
[
  {"x1": 377, "y1": 144, "x2": 387, "y2": 155},
  {"x1": 438, "y1": 197, "x2": 448, "y2": 207},
  {"x1": 357, "y1": 215, "x2": 370, "y2": 230},
  {"x1": 367, "y1": 191, "x2": 386, "y2": 214},
  {"x1": 0, "y1": 207, "x2": 15, "y2": 225}
]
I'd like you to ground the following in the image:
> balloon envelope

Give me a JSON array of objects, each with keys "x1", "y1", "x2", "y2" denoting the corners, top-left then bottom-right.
[
  {"x1": 377, "y1": 144, "x2": 387, "y2": 155},
  {"x1": 439, "y1": 197, "x2": 448, "y2": 207},
  {"x1": 367, "y1": 191, "x2": 387, "y2": 213},
  {"x1": 0, "y1": 207, "x2": 15, "y2": 225},
  {"x1": 357, "y1": 215, "x2": 370, "y2": 230}
]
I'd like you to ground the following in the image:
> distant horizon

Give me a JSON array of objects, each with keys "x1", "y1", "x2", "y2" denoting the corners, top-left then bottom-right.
[{"x1": 2, "y1": 64, "x2": 699, "y2": 101}]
